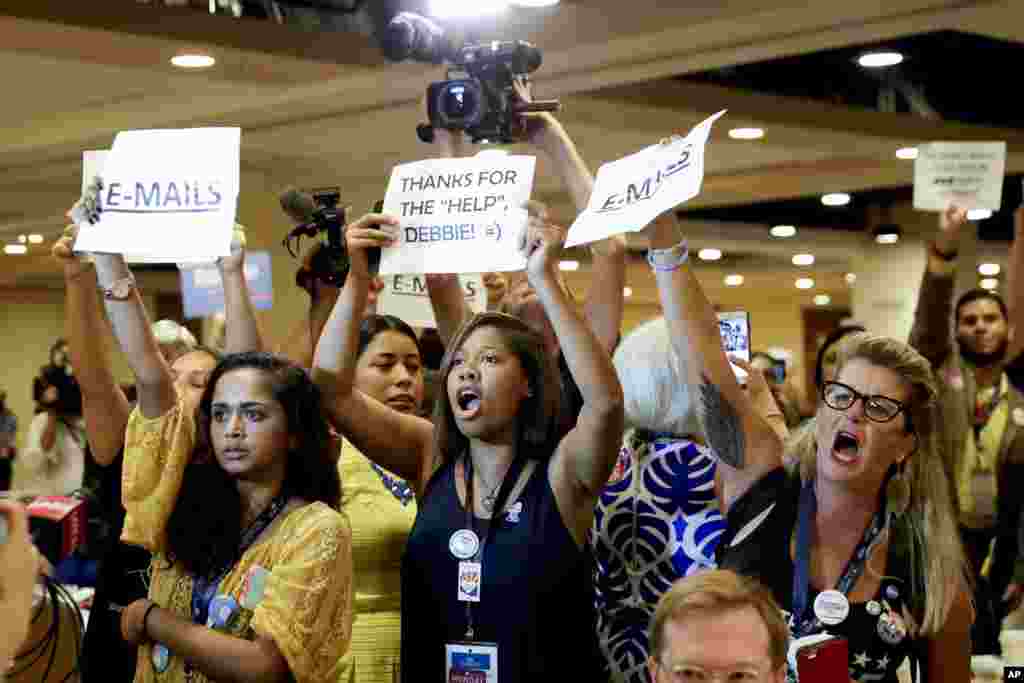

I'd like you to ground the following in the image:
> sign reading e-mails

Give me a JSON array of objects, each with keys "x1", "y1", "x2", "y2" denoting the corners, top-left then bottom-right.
[
  {"x1": 566, "y1": 110, "x2": 726, "y2": 247},
  {"x1": 73, "y1": 128, "x2": 241, "y2": 263},
  {"x1": 378, "y1": 155, "x2": 535, "y2": 275}
]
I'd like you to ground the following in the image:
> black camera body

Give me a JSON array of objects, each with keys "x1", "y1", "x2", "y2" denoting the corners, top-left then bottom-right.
[
  {"x1": 281, "y1": 187, "x2": 382, "y2": 289},
  {"x1": 382, "y1": 12, "x2": 558, "y2": 144}
]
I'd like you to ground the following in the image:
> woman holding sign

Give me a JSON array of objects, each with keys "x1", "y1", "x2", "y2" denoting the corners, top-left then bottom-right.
[
  {"x1": 313, "y1": 211, "x2": 623, "y2": 682},
  {"x1": 74, "y1": 207, "x2": 354, "y2": 679},
  {"x1": 637, "y1": 210, "x2": 972, "y2": 682}
]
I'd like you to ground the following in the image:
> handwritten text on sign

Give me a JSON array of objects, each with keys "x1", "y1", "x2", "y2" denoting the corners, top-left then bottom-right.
[
  {"x1": 378, "y1": 155, "x2": 535, "y2": 274},
  {"x1": 73, "y1": 128, "x2": 240, "y2": 262},
  {"x1": 912, "y1": 142, "x2": 1006, "y2": 212},
  {"x1": 376, "y1": 274, "x2": 485, "y2": 329},
  {"x1": 566, "y1": 110, "x2": 726, "y2": 247}
]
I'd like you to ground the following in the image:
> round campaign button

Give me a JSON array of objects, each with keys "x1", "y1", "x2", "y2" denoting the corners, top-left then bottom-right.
[
  {"x1": 866, "y1": 600, "x2": 882, "y2": 616},
  {"x1": 449, "y1": 529, "x2": 480, "y2": 560},
  {"x1": 885, "y1": 584, "x2": 900, "y2": 600},
  {"x1": 152, "y1": 643, "x2": 171, "y2": 673},
  {"x1": 813, "y1": 590, "x2": 850, "y2": 626}
]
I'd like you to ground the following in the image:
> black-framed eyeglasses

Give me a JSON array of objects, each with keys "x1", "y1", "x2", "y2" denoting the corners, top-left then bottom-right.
[{"x1": 821, "y1": 381, "x2": 907, "y2": 423}]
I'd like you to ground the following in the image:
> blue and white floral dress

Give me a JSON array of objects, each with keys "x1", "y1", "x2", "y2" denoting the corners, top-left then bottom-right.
[{"x1": 591, "y1": 429, "x2": 726, "y2": 683}]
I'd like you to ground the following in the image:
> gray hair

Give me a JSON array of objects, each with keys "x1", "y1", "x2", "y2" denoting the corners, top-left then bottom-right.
[{"x1": 613, "y1": 317, "x2": 699, "y2": 437}]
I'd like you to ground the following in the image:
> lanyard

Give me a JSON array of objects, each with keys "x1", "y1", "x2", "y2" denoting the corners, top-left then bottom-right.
[
  {"x1": 791, "y1": 481, "x2": 884, "y2": 638},
  {"x1": 191, "y1": 493, "x2": 288, "y2": 626},
  {"x1": 462, "y1": 453, "x2": 527, "y2": 639}
]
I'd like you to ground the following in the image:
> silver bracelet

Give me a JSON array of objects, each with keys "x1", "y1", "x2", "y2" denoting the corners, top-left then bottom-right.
[{"x1": 647, "y1": 239, "x2": 689, "y2": 272}]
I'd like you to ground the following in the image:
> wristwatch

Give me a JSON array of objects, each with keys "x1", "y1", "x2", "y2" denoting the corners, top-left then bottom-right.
[{"x1": 100, "y1": 274, "x2": 136, "y2": 301}]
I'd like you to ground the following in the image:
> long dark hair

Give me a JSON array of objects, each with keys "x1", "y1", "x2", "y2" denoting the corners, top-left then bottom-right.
[
  {"x1": 432, "y1": 312, "x2": 561, "y2": 465},
  {"x1": 165, "y1": 352, "x2": 341, "y2": 578},
  {"x1": 358, "y1": 315, "x2": 421, "y2": 359}
]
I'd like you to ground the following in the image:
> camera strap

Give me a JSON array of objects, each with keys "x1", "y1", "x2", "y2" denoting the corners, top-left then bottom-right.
[{"x1": 791, "y1": 481, "x2": 885, "y2": 638}]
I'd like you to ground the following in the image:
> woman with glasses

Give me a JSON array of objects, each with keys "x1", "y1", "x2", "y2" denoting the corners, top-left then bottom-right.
[{"x1": 640, "y1": 210, "x2": 971, "y2": 683}]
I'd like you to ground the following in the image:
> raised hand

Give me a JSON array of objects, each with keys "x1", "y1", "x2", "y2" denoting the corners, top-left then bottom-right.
[
  {"x1": 216, "y1": 223, "x2": 248, "y2": 275},
  {"x1": 519, "y1": 213, "x2": 566, "y2": 285},
  {"x1": 935, "y1": 203, "x2": 968, "y2": 257},
  {"x1": 52, "y1": 224, "x2": 94, "y2": 280},
  {"x1": 344, "y1": 213, "x2": 400, "y2": 283},
  {"x1": 482, "y1": 272, "x2": 508, "y2": 309}
]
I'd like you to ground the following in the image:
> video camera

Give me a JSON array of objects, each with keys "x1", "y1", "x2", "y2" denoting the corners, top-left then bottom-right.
[
  {"x1": 280, "y1": 187, "x2": 382, "y2": 289},
  {"x1": 381, "y1": 12, "x2": 560, "y2": 144}
]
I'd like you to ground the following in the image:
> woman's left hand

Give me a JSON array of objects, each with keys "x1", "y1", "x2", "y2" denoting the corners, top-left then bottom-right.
[
  {"x1": 520, "y1": 213, "x2": 566, "y2": 285},
  {"x1": 217, "y1": 224, "x2": 248, "y2": 274},
  {"x1": 120, "y1": 599, "x2": 153, "y2": 645}
]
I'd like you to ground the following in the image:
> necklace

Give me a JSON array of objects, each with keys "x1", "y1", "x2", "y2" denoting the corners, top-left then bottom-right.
[{"x1": 473, "y1": 459, "x2": 509, "y2": 512}]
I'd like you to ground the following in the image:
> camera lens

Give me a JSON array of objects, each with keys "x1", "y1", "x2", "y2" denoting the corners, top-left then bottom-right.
[{"x1": 441, "y1": 83, "x2": 476, "y2": 122}]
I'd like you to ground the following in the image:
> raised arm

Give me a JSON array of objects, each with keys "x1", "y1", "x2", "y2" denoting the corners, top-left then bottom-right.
[
  {"x1": 908, "y1": 205, "x2": 968, "y2": 366},
  {"x1": 218, "y1": 224, "x2": 264, "y2": 354},
  {"x1": 1007, "y1": 206, "x2": 1024, "y2": 363},
  {"x1": 646, "y1": 212, "x2": 782, "y2": 510},
  {"x1": 526, "y1": 216, "x2": 624, "y2": 537},
  {"x1": 54, "y1": 226, "x2": 131, "y2": 466},
  {"x1": 312, "y1": 213, "x2": 436, "y2": 493}
]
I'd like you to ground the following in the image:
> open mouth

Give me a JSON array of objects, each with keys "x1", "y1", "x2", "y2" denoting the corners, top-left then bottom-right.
[
  {"x1": 456, "y1": 388, "x2": 482, "y2": 414},
  {"x1": 832, "y1": 430, "x2": 861, "y2": 464}
]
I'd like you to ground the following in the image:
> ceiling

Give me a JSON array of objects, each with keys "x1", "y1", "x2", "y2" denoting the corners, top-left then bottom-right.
[{"x1": 2, "y1": 0, "x2": 1022, "y2": 297}]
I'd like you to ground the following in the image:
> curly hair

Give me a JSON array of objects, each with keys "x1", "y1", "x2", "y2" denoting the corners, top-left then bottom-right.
[{"x1": 165, "y1": 352, "x2": 341, "y2": 578}]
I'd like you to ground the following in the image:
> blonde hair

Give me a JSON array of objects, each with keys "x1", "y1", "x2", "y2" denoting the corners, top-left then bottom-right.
[
  {"x1": 788, "y1": 333, "x2": 969, "y2": 635},
  {"x1": 649, "y1": 569, "x2": 788, "y2": 670}
]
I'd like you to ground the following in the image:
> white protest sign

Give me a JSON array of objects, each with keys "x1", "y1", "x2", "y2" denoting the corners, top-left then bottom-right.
[
  {"x1": 376, "y1": 273, "x2": 485, "y2": 329},
  {"x1": 378, "y1": 155, "x2": 535, "y2": 274},
  {"x1": 912, "y1": 142, "x2": 1006, "y2": 212},
  {"x1": 566, "y1": 110, "x2": 726, "y2": 247},
  {"x1": 82, "y1": 150, "x2": 108, "y2": 194},
  {"x1": 73, "y1": 128, "x2": 240, "y2": 262}
]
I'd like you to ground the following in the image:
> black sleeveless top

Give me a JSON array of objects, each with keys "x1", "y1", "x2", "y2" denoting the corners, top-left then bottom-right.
[
  {"x1": 401, "y1": 456, "x2": 601, "y2": 682},
  {"x1": 717, "y1": 468, "x2": 923, "y2": 683}
]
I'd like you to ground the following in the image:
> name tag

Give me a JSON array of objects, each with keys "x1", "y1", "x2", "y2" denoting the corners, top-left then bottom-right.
[{"x1": 445, "y1": 642, "x2": 498, "y2": 683}]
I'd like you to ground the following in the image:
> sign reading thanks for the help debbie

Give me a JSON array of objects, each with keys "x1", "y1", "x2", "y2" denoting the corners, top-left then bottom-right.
[
  {"x1": 376, "y1": 273, "x2": 485, "y2": 329},
  {"x1": 566, "y1": 110, "x2": 726, "y2": 247},
  {"x1": 73, "y1": 128, "x2": 241, "y2": 262},
  {"x1": 378, "y1": 155, "x2": 535, "y2": 275},
  {"x1": 913, "y1": 142, "x2": 1006, "y2": 212},
  {"x1": 179, "y1": 251, "x2": 273, "y2": 320}
]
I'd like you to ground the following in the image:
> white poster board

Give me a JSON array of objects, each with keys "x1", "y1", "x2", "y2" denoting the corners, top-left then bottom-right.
[
  {"x1": 378, "y1": 155, "x2": 535, "y2": 274},
  {"x1": 73, "y1": 128, "x2": 240, "y2": 262},
  {"x1": 376, "y1": 273, "x2": 485, "y2": 329},
  {"x1": 566, "y1": 110, "x2": 726, "y2": 247},
  {"x1": 912, "y1": 142, "x2": 1006, "y2": 212}
]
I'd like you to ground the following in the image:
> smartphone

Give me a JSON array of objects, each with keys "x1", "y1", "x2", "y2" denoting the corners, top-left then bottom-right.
[
  {"x1": 790, "y1": 635, "x2": 849, "y2": 683},
  {"x1": 717, "y1": 311, "x2": 751, "y2": 383},
  {"x1": 365, "y1": 199, "x2": 386, "y2": 276}
]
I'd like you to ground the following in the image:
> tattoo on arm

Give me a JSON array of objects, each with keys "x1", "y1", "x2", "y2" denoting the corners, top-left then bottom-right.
[{"x1": 698, "y1": 377, "x2": 746, "y2": 469}]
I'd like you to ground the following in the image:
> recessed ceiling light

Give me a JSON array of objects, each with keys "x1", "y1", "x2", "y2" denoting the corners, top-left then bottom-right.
[
  {"x1": 845, "y1": 272, "x2": 857, "y2": 285},
  {"x1": 896, "y1": 147, "x2": 919, "y2": 160},
  {"x1": 510, "y1": 0, "x2": 559, "y2": 6},
  {"x1": 17, "y1": 234, "x2": 27, "y2": 244},
  {"x1": 822, "y1": 193, "x2": 851, "y2": 207},
  {"x1": 770, "y1": 225, "x2": 796, "y2": 238},
  {"x1": 558, "y1": 260, "x2": 579, "y2": 271},
  {"x1": 4, "y1": 244, "x2": 27, "y2": 255},
  {"x1": 968, "y1": 209, "x2": 993, "y2": 221},
  {"x1": 728, "y1": 127, "x2": 765, "y2": 140},
  {"x1": 698, "y1": 248, "x2": 723, "y2": 261},
  {"x1": 724, "y1": 274, "x2": 744, "y2": 287},
  {"x1": 875, "y1": 233, "x2": 900, "y2": 245},
  {"x1": 814, "y1": 294, "x2": 832, "y2": 306},
  {"x1": 623, "y1": 287, "x2": 633, "y2": 297},
  {"x1": 979, "y1": 263, "x2": 1001, "y2": 276},
  {"x1": 795, "y1": 278, "x2": 815, "y2": 290},
  {"x1": 858, "y1": 51, "x2": 904, "y2": 68},
  {"x1": 980, "y1": 278, "x2": 999, "y2": 291},
  {"x1": 171, "y1": 54, "x2": 216, "y2": 69},
  {"x1": 431, "y1": 0, "x2": 508, "y2": 16},
  {"x1": 27, "y1": 234, "x2": 44, "y2": 244},
  {"x1": 792, "y1": 253, "x2": 815, "y2": 266}
]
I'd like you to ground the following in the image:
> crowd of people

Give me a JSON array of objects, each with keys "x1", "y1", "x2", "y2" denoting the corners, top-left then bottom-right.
[{"x1": 2, "y1": 103, "x2": 1024, "y2": 683}]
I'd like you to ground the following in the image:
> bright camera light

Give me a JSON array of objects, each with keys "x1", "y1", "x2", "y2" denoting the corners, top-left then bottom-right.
[
  {"x1": 981, "y1": 278, "x2": 999, "y2": 291},
  {"x1": 858, "y1": 52, "x2": 904, "y2": 68},
  {"x1": 170, "y1": 54, "x2": 216, "y2": 69},
  {"x1": 698, "y1": 248, "x2": 722, "y2": 261},
  {"x1": 814, "y1": 294, "x2": 832, "y2": 306},
  {"x1": 3, "y1": 244, "x2": 28, "y2": 255},
  {"x1": 795, "y1": 278, "x2": 815, "y2": 290},
  {"x1": 623, "y1": 287, "x2": 633, "y2": 297},
  {"x1": 27, "y1": 234, "x2": 44, "y2": 244},
  {"x1": 728, "y1": 127, "x2": 765, "y2": 140},
  {"x1": 821, "y1": 193, "x2": 851, "y2": 207},
  {"x1": 770, "y1": 225, "x2": 796, "y2": 238}
]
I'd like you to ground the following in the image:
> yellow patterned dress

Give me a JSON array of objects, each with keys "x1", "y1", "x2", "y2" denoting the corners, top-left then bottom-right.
[
  {"x1": 337, "y1": 439, "x2": 417, "y2": 683},
  {"x1": 122, "y1": 400, "x2": 354, "y2": 683}
]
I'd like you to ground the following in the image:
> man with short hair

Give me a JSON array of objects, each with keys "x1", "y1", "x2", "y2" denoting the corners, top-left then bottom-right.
[
  {"x1": 909, "y1": 204, "x2": 1024, "y2": 654},
  {"x1": 648, "y1": 569, "x2": 787, "y2": 683}
]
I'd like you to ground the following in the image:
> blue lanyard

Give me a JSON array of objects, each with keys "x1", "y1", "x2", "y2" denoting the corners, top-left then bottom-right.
[{"x1": 791, "y1": 481, "x2": 884, "y2": 638}]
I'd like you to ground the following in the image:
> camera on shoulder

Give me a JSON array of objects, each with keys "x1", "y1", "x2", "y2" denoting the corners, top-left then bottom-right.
[{"x1": 381, "y1": 12, "x2": 559, "y2": 144}]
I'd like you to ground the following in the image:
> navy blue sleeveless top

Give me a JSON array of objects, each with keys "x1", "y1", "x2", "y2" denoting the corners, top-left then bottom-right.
[{"x1": 401, "y1": 456, "x2": 602, "y2": 682}]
